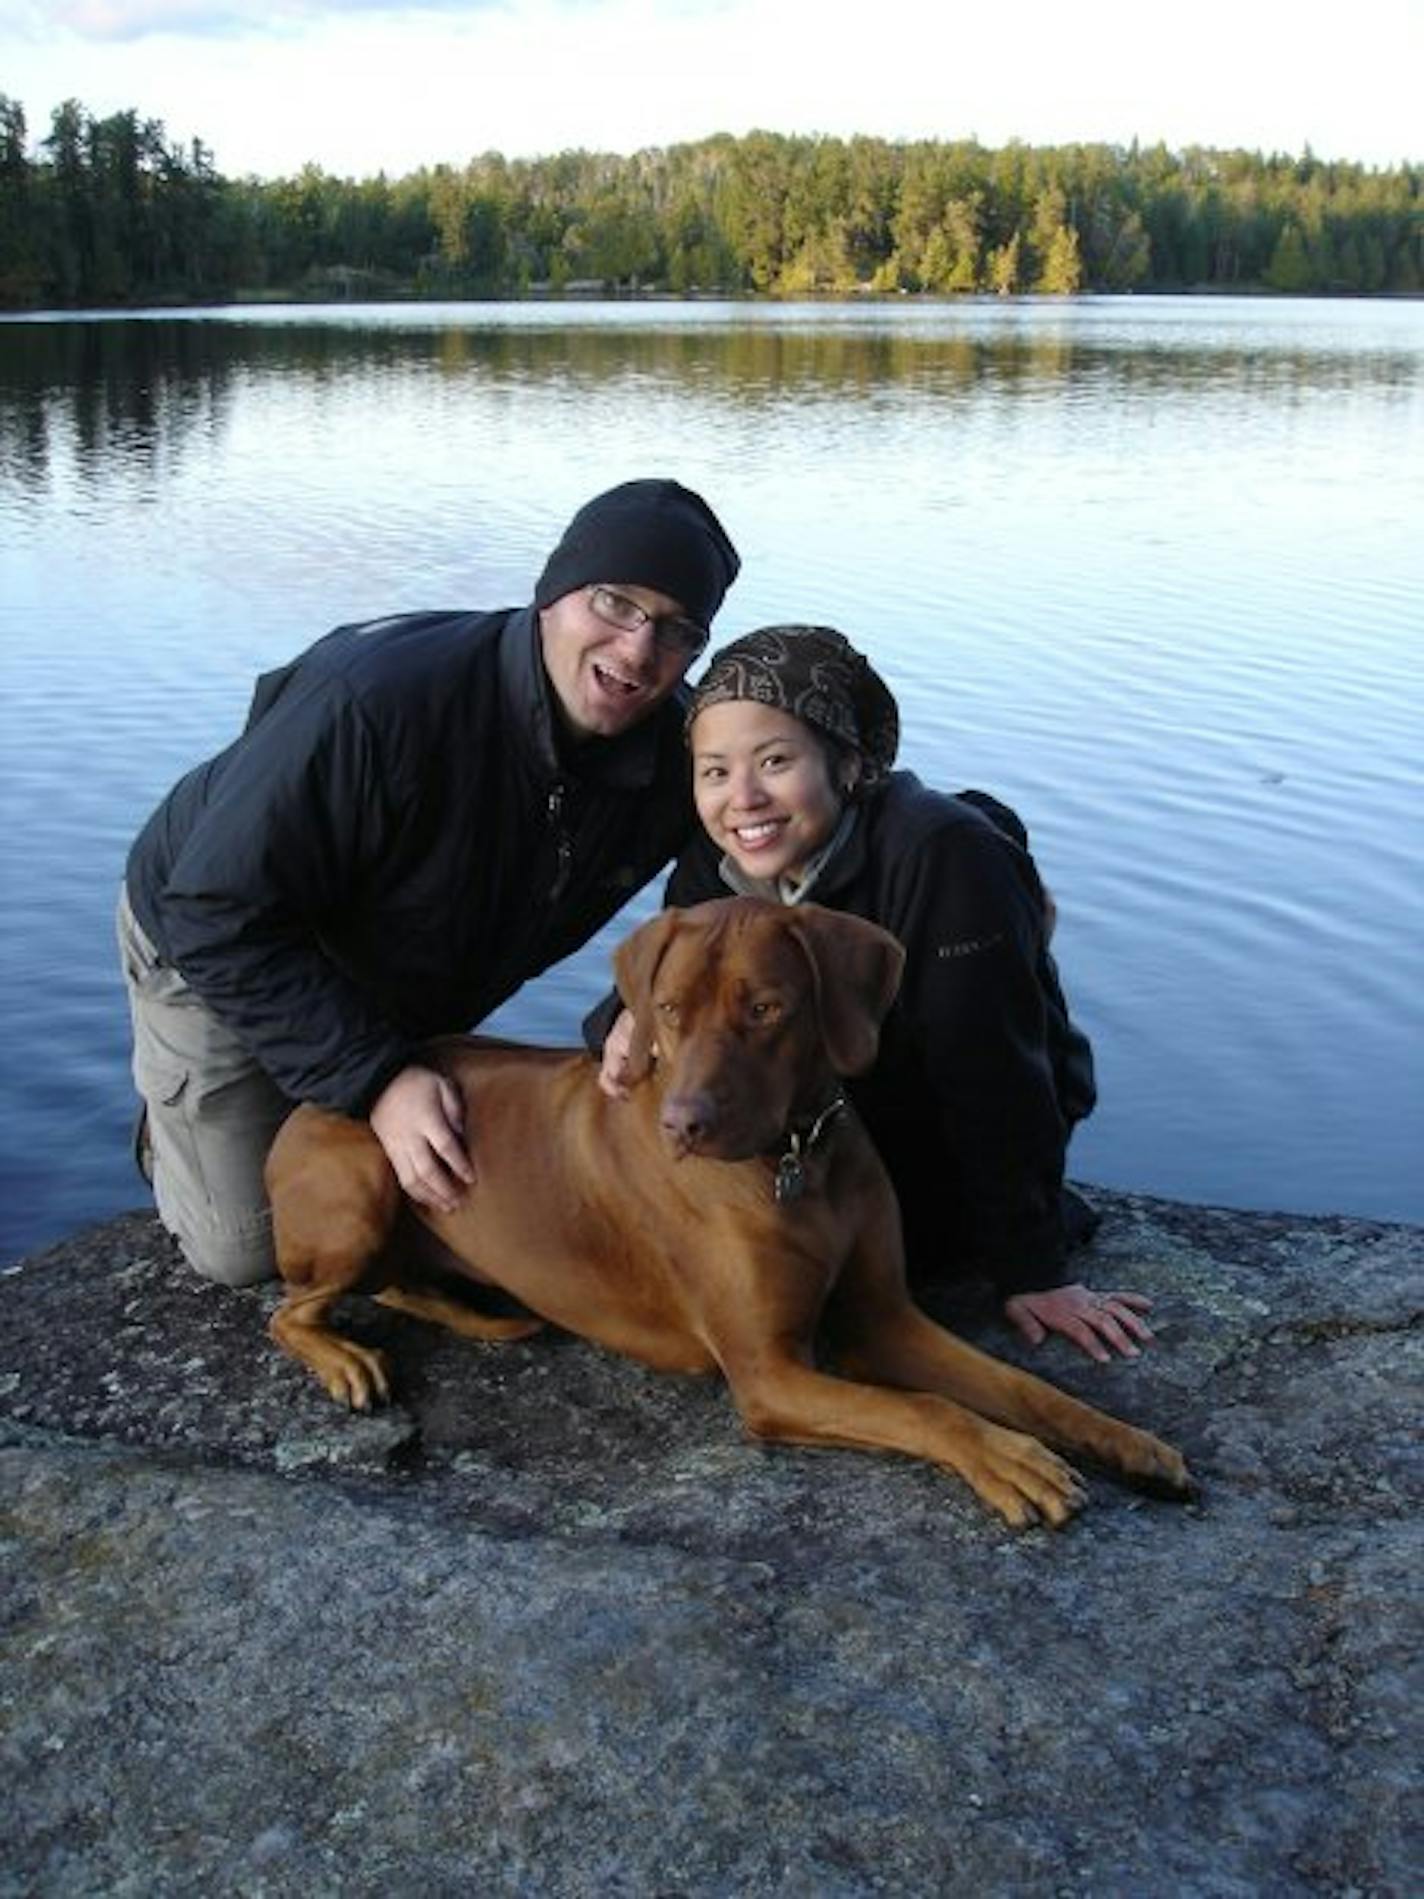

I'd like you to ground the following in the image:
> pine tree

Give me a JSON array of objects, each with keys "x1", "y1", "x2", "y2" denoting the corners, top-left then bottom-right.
[
  {"x1": 1037, "y1": 222, "x2": 1083, "y2": 293},
  {"x1": 1265, "y1": 222, "x2": 1312, "y2": 291},
  {"x1": 986, "y1": 230, "x2": 1022, "y2": 295}
]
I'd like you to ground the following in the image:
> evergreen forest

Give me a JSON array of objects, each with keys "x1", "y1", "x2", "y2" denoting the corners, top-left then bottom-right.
[{"x1": 1, "y1": 96, "x2": 1419, "y2": 309}]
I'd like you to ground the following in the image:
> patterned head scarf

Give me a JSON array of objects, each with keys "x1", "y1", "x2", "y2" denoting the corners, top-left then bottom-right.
[{"x1": 688, "y1": 625, "x2": 900, "y2": 787}]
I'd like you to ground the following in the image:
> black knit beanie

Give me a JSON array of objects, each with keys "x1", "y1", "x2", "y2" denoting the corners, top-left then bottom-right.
[
  {"x1": 533, "y1": 479, "x2": 740, "y2": 630},
  {"x1": 688, "y1": 625, "x2": 900, "y2": 786}
]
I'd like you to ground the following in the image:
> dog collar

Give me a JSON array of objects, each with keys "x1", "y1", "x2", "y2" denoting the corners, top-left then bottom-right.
[{"x1": 773, "y1": 1091, "x2": 849, "y2": 1205}]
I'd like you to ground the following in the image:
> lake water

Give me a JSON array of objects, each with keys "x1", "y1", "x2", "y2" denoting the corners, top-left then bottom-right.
[{"x1": 2, "y1": 296, "x2": 1421, "y2": 1263}]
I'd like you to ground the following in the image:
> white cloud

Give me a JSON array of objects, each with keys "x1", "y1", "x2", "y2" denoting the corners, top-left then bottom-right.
[
  {"x1": 1, "y1": 0, "x2": 1418, "y2": 175},
  {"x1": 42, "y1": 0, "x2": 509, "y2": 39}
]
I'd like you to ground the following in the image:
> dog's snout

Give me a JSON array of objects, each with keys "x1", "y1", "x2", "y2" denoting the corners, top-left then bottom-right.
[{"x1": 660, "y1": 1089, "x2": 719, "y2": 1154}]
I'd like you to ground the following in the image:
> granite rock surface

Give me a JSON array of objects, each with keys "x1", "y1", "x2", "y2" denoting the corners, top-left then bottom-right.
[{"x1": 2, "y1": 1191, "x2": 1419, "y2": 1896}]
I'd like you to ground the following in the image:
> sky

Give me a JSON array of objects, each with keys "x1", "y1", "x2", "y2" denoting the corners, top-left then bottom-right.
[{"x1": 1, "y1": 0, "x2": 1420, "y2": 180}]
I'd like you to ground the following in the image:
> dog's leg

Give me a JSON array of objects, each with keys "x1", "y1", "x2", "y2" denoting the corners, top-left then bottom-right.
[
  {"x1": 721, "y1": 1349, "x2": 1090, "y2": 1529},
  {"x1": 267, "y1": 1112, "x2": 403, "y2": 1411},
  {"x1": 373, "y1": 1284, "x2": 544, "y2": 1344},
  {"x1": 270, "y1": 1280, "x2": 394, "y2": 1411},
  {"x1": 827, "y1": 1277, "x2": 1193, "y2": 1501}
]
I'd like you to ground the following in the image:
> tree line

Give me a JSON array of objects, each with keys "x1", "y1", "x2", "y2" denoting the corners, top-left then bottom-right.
[{"x1": 1, "y1": 96, "x2": 1419, "y2": 308}]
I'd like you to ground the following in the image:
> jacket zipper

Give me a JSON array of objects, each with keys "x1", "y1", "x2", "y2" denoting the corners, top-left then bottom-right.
[{"x1": 547, "y1": 782, "x2": 574, "y2": 904}]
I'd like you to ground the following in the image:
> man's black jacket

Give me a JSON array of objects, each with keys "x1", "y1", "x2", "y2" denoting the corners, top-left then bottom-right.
[{"x1": 126, "y1": 605, "x2": 693, "y2": 1115}]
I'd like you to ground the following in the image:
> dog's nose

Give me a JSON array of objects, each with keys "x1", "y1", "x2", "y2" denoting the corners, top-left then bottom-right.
[{"x1": 660, "y1": 1090, "x2": 719, "y2": 1154}]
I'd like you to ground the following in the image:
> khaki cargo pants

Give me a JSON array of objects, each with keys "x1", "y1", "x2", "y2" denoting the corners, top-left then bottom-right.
[{"x1": 117, "y1": 887, "x2": 293, "y2": 1286}]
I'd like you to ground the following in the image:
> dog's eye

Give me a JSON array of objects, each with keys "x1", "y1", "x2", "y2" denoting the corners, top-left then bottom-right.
[
  {"x1": 655, "y1": 1000, "x2": 680, "y2": 1024},
  {"x1": 748, "y1": 999, "x2": 782, "y2": 1023}
]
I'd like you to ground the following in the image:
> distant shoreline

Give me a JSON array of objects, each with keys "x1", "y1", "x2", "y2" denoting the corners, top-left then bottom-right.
[
  {"x1": 6, "y1": 285, "x2": 1422, "y2": 320},
  {"x1": 5, "y1": 111, "x2": 1418, "y2": 313}
]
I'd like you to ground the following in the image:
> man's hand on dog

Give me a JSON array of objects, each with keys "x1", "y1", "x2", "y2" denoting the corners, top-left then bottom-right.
[
  {"x1": 369, "y1": 1064, "x2": 474, "y2": 1211},
  {"x1": 1004, "y1": 1283, "x2": 1155, "y2": 1363}
]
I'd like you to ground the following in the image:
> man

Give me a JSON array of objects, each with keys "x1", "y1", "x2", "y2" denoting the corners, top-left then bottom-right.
[{"x1": 119, "y1": 478, "x2": 740, "y2": 1287}]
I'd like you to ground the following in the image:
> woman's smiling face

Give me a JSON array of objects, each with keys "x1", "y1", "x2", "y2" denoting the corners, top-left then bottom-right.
[{"x1": 690, "y1": 699, "x2": 848, "y2": 884}]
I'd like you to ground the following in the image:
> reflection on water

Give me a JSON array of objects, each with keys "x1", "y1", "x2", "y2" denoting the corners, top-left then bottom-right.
[
  {"x1": 2, "y1": 297, "x2": 1422, "y2": 1259},
  {"x1": 6, "y1": 303, "x2": 1420, "y2": 491}
]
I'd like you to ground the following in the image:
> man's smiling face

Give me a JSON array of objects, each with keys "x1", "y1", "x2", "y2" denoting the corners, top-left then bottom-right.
[{"x1": 538, "y1": 583, "x2": 695, "y2": 741}]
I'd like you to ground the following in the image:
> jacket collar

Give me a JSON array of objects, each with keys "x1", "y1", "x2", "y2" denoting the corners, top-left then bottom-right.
[
  {"x1": 717, "y1": 804, "x2": 866, "y2": 906},
  {"x1": 500, "y1": 604, "x2": 687, "y2": 791}
]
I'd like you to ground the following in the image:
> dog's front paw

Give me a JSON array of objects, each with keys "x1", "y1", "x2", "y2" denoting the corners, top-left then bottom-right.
[
  {"x1": 958, "y1": 1424, "x2": 1089, "y2": 1530},
  {"x1": 1118, "y1": 1430, "x2": 1198, "y2": 1501}
]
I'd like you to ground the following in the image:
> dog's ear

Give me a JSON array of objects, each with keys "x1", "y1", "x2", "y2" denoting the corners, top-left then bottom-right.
[
  {"x1": 612, "y1": 909, "x2": 683, "y2": 1082},
  {"x1": 785, "y1": 905, "x2": 905, "y2": 1076}
]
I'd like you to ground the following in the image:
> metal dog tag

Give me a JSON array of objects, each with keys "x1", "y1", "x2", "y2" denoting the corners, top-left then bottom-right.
[{"x1": 774, "y1": 1153, "x2": 806, "y2": 1205}]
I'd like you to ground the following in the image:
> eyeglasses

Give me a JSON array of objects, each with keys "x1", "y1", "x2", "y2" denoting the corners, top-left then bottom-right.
[{"x1": 586, "y1": 585, "x2": 709, "y2": 660}]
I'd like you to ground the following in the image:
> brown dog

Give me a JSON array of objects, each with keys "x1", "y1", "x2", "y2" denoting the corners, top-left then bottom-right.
[{"x1": 266, "y1": 897, "x2": 1193, "y2": 1528}]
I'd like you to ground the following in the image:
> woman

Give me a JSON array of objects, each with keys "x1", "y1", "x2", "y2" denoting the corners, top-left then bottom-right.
[{"x1": 598, "y1": 624, "x2": 1154, "y2": 1363}]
